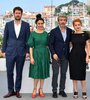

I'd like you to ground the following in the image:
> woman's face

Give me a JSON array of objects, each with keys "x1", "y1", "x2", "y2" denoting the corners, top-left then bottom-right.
[
  {"x1": 36, "y1": 20, "x2": 44, "y2": 30},
  {"x1": 73, "y1": 22, "x2": 82, "y2": 32}
]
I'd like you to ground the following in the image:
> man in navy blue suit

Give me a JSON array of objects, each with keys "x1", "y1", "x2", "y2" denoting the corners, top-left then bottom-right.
[
  {"x1": 49, "y1": 15, "x2": 72, "y2": 98},
  {"x1": 2, "y1": 7, "x2": 30, "y2": 98}
]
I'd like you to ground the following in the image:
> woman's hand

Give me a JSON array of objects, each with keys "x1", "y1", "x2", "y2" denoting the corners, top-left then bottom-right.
[{"x1": 30, "y1": 57, "x2": 35, "y2": 64}]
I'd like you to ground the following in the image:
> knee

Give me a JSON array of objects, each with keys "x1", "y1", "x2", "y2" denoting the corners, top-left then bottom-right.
[
  {"x1": 61, "y1": 72, "x2": 66, "y2": 78},
  {"x1": 53, "y1": 71, "x2": 59, "y2": 77},
  {"x1": 7, "y1": 71, "x2": 13, "y2": 77}
]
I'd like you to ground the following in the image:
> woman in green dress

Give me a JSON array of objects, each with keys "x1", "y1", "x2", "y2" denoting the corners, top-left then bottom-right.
[{"x1": 28, "y1": 14, "x2": 50, "y2": 98}]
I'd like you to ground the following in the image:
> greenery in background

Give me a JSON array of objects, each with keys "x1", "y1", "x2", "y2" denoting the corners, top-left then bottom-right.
[
  {"x1": 87, "y1": 6, "x2": 90, "y2": 14},
  {"x1": 55, "y1": 0, "x2": 79, "y2": 15},
  {"x1": 0, "y1": 35, "x2": 3, "y2": 49}
]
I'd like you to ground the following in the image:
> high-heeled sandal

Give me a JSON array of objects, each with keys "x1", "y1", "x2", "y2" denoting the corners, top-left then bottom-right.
[
  {"x1": 82, "y1": 92, "x2": 87, "y2": 100},
  {"x1": 32, "y1": 88, "x2": 37, "y2": 98},
  {"x1": 38, "y1": 88, "x2": 45, "y2": 97},
  {"x1": 73, "y1": 92, "x2": 78, "y2": 99}
]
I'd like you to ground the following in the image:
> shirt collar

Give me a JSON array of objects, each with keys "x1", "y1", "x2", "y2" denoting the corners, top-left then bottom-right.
[
  {"x1": 59, "y1": 26, "x2": 67, "y2": 32},
  {"x1": 14, "y1": 20, "x2": 22, "y2": 25}
]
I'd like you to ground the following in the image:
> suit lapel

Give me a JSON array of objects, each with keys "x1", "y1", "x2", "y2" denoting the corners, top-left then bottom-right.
[
  {"x1": 12, "y1": 21, "x2": 17, "y2": 38},
  {"x1": 12, "y1": 20, "x2": 23, "y2": 39},
  {"x1": 18, "y1": 21, "x2": 23, "y2": 39},
  {"x1": 65, "y1": 27, "x2": 69, "y2": 42},
  {"x1": 58, "y1": 26, "x2": 69, "y2": 42},
  {"x1": 57, "y1": 26, "x2": 64, "y2": 42}
]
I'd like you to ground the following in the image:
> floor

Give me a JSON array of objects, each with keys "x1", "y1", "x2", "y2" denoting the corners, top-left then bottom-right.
[{"x1": 0, "y1": 71, "x2": 90, "y2": 100}]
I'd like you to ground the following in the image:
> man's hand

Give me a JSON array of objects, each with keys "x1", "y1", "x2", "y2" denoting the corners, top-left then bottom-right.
[
  {"x1": 53, "y1": 54, "x2": 59, "y2": 61},
  {"x1": 25, "y1": 53, "x2": 29, "y2": 58},
  {"x1": 2, "y1": 53, "x2": 6, "y2": 58}
]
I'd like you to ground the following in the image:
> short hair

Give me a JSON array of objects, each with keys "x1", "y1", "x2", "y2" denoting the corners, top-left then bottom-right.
[
  {"x1": 57, "y1": 14, "x2": 67, "y2": 22},
  {"x1": 13, "y1": 6, "x2": 23, "y2": 13},
  {"x1": 73, "y1": 18, "x2": 82, "y2": 26},
  {"x1": 35, "y1": 14, "x2": 44, "y2": 24}
]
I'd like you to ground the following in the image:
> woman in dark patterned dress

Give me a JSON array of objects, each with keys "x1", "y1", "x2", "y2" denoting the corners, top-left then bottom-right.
[{"x1": 69, "y1": 19, "x2": 90, "y2": 99}]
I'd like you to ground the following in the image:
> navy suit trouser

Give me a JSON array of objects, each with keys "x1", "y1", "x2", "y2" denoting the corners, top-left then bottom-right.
[{"x1": 6, "y1": 55, "x2": 25, "y2": 92}]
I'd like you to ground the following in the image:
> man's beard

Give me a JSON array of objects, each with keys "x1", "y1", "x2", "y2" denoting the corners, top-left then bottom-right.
[
  {"x1": 60, "y1": 24, "x2": 66, "y2": 28},
  {"x1": 15, "y1": 17, "x2": 21, "y2": 21}
]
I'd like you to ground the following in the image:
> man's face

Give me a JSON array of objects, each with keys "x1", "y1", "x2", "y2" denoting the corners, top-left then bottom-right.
[
  {"x1": 14, "y1": 10, "x2": 22, "y2": 21},
  {"x1": 58, "y1": 17, "x2": 67, "y2": 28}
]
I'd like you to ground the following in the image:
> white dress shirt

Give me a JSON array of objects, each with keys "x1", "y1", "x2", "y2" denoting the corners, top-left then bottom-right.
[
  {"x1": 14, "y1": 21, "x2": 21, "y2": 38},
  {"x1": 59, "y1": 26, "x2": 67, "y2": 41},
  {"x1": 61, "y1": 30, "x2": 67, "y2": 41}
]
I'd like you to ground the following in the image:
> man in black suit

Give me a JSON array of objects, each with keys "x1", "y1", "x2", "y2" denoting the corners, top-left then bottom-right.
[
  {"x1": 49, "y1": 15, "x2": 72, "y2": 98},
  {"x1": 2, "y1": 7, "x2": 30, "y2": 98}
]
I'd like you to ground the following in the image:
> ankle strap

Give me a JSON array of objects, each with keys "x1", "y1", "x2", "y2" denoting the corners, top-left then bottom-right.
[
  {"x1": 33, "y1": 88, "x2": 37, "y2": 90},
  {"x1": 82, "y1": 92, "x2": 86, "y2": 95},
  {"x1": 74, "y1": 92, "x2": 78, "y2": 95},
  {"x1": 39, "y1": 88, "x2": 43, "y2": 89}
]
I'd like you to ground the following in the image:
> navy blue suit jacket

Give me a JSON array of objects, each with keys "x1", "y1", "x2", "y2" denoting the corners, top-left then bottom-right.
[
  {"x1": 49, "y1": 26, "x2": 72, "y2": 59},
  {"x1": 2, "y1": 20, "x2": 30, "y2": 56}
]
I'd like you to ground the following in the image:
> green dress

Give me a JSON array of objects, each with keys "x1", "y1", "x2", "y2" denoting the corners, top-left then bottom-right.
[{"x1": 28, "y1": 31, "x2": 50, "y2": 79}]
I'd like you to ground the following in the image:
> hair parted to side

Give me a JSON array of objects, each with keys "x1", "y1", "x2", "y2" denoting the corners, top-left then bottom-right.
[
  {"x1": 35, "y1": 14, "x2": 44, "y2": 24},
  {"x1": 13, "y1": 6, "x2": 23, "y2": 13},
  {"x1": 73, "y1": 18, "x2": 82, "y2": 26}
]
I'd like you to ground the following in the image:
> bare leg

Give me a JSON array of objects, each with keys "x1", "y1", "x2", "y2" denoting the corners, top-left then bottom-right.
[
  {"x1": 34, "y1": 79, "x2": 39, "y2": 89},
  {"x1": 73, "y1": 80, "x2": 78, "y2": 92},
  {"x1": 39, "y1": 79, "x2": 45, "y2": 97},
  {"x1": 73, "y1": 80, "x2": 78, "y2": 98},
  {"x1": 81, "y1": 80, "x2": 87, "y2": 99},
  {"x1": 81, "y1": 80, "x2": 86, "y2": 92},
  {"x1": 32, "y1": 79, "x2": 39, "y2": 98},
  {"x1": 81, "y1": 80, "x2": 87, "y2": 100},
  {"x1": 40, "y1": 79, "x2": 44, "y2": 89}
]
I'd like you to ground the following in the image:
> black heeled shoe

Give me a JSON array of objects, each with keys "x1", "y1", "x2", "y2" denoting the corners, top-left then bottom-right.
[
  {"x1": 73, "y1": 92, "x2": 78, "y2": 99},
  {"x1": 82, "y1": 92, "x2": 87, "y2": 100}
]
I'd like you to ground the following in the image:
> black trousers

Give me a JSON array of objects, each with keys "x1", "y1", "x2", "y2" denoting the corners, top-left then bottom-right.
[
  {"x1": 52, "y1": 56, "x2": 68, "y2": 92},
  {"x1": 6, "y1": 55, "x2": 25, "y2": 92}
]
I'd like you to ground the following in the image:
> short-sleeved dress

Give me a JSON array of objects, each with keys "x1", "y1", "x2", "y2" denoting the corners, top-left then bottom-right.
[
  {"x1": 69, "y1": 32, "x2": 89, "y2": 80},
  {"x1": 27, "y1": 31, "x2": 50, "y2": 79}
]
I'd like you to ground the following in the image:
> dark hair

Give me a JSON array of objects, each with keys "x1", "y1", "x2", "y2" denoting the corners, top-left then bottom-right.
[
  {"x1": 13, "y1": 6, "x2": 23, "y2": 13},
  {"x1": 35, "y1": 14, "x2": 44, "y2": 24}
]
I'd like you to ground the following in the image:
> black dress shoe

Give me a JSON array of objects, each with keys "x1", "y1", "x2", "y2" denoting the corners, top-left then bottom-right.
[
  {"x1": 16, "y1": 92, "x2": 22, "y2": 98},
  {"x1": 3, "y1": 92, "x2": 16, "y2": 98},
  {"x1": 52, "y1": 92, "x2": 58, "y2": 98},
  {"x1": 59, "y1": 91, "x2": 67, "y2": 97}
]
